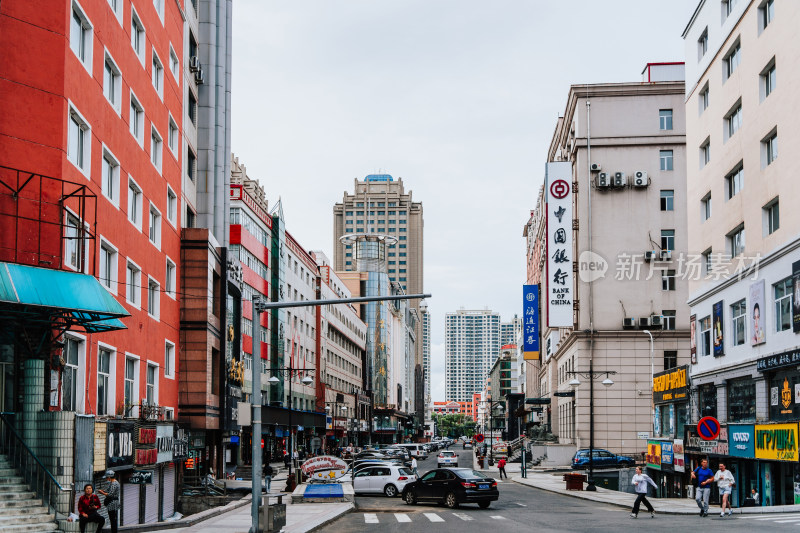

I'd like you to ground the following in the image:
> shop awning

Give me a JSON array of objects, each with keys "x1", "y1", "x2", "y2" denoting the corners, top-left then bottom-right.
[{"x1": 0, "y1": 262, "x2": 129, "y2": 332}]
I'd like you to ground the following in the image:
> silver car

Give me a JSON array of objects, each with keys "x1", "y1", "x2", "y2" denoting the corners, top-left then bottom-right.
[{"x1": 352, "y1": 465, "x2": 417, "y2": 497}]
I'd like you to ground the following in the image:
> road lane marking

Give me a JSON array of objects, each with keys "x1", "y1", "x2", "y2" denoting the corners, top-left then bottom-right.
[
  {"x1": 395, "y1": 514, "x2": 411, "y2": 523},
  {"x1": 364, "y1": 513, "x2": 379, "y2": 524},
  {"x1": 424, "y1": 513, "x2": 444, "y2": 522},
  {"x1": 740, "y1": 513, "x2": 800, "y2": 519},
  {"x1": 513, "y1": 502, "x2": 527, "y2": 507},
  {"x1": 490, "y1": 515, "x2": 506, "y2": 520},
  {"x1": 452, "y1": 512, "x2": 473, "y2": 521}
]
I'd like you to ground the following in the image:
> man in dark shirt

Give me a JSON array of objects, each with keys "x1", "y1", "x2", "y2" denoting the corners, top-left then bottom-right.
[
  {"x1": 77, "y1": 484, "x2": 105, "y2": 533},
  {"x1": 691, "y1": 458, "x2": 715, "y2": 517}
]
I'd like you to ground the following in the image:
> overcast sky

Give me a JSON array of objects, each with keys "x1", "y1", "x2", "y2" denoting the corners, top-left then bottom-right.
[{"x1": 231, "y1": 0, "x2": 697, "y2": 404}]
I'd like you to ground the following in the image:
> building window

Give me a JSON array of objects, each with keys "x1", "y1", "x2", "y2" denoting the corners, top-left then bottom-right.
[
  {"x1": 70, "y1": 2, "x2": 93, "y2": 70},
  {"x1": 663, "y1": 350, "x2": 677, "y2": 370},
  {"x1": 661, "y1": 270, "x2": 676, "y2": 291},
  {"x1": 724, "y1": 41, "x2": 741, "y2": 80},
  {"x1": 152, "y1": 50, "x2": 164, "y2": 99},
  {"x1": 101, "y1": 149, "x2": 120, "y2": 205},
  {"x1": 146, "y1": 363, "x2": 157, "y2": 405},
  {"x1": 763, "y1": 198, "x2": 779, "y2": 235},
  {"x1": 167, "y1": 187, "x2": 177, "y2": 226},
  {"x1": 153, "y1": 0, "x2": 164, "y2": 21},
  {"x1": 760, "y1": 0, "x2": 775, "y2": 31},
  {"x1": 103, "y1": 53, "x2": 121, "y2": 112},
  {"x1": 659, "y1": 109, "x2": 673, "y2": 130},
  {"x1": 761, "y1": 59, "x2": 776, "y2": 100},
  {"x1": 147, "y1": 277, "x2": 159, "y2": 318},
  {"x1": 697, "y1": 27, "x2": 708, "y2": 60},
  {"x1": 62, "y1": 336, "x2": 81, "y2": 411},
  {"x1": 99, "y1": 240, "x2": 118, "y2": 292},
  {"x1": 728, "y1": 224, "x2": 745, "y2": 258},
  {"x1": 699, "y1": 383, "x2": 717, "y2": 418},
  {"x1": 662, "y1": 310, "x2": 676, "y2": 331},
  {"x1": 128, "y1": 177, "x2": 142, "y2": 228},
  {"x1": 129, "y1": 93, "x2": 144, "y2": 145},
  {"x1": 108, "y1": 0, "x2": 123, "y2": 22},
  {"x1": 763, "y1": 129, "x2": 778, "y2": 166},
  {"x1": 659, "y1": 150, "x2": 673, "y2": 171},
  {"x1": 699, "y1": 84, "x2": 710, "y2": 114},
  {"x1": 168, "y1": 116, "x2": 179, "y2": 154},
  {"x1": 700, "y1": 138, "x2": 711, "y2": 167},
  {"x1": 64, "y1": 212, "x2": 86, "y2": 271},
  {"x1": 186, "y1": 207, "x2": 196, "y2": 228},
  {"x1": 131, "y1": 8, "x2": 145, "y2": 63},
  {"x1": 660, "y1": 229, "x2": 675, "y2": 251},
  {"x1": 169, "y1": 44, "x2": 179, "y2": 79},
  {"x1": 728, "y1": 378, "x2": 756, "y2": 422},
  {"x1": 659, "y1": 190, "x2": 674, "y2": 211},
  {"x1": 188, "y1": 91, "x2": 197, "y2": 126},
  {"x1": 150, "y1": 127, "x2": 162, "y2": 173},
  {"x1": 124, "y1": 356, "x2": 137, "y2": 412},
  {"x1": 67, "y1": 106, "x2": 90, "y2": 175},
  {"x1": 187, "y1": 148, "x2": 197, "y2": 182},
  {"x1": 165, "y1": 341, "x2": 175, "y2": 378},
  {"x1": 731, "y1": 299, "x2": 746, "y2": 346},
  {"x1": 703, "y1": 248, "x2": 713, "y2": 275},
  {"x1": 165, "y1": 258, "x2": 176, "y2": 298},
  {"x1": 700, "y1": 316, "x2": 711, "y2": 356},
  {"x1": 97, "y1": 347, "x2": 111, "y2": 416},
  {"x1": 126, "y1": 260, "x2": 141, "y2": 307},
  {"x1": 725, "y1": 103, "x2": 742, "y2": 140},
  {"x1": 701, "y1": 193, "x2": 712, "y2": 221},
  {"x1": 775, "y1": 278, "x2": 793, "y2": 332},
  {"x1": 726, "y1": 163, "x2": 744, "y2": 199},
  {"x1": 723, "y1": 0, "x2": 738, "y2": 18}
]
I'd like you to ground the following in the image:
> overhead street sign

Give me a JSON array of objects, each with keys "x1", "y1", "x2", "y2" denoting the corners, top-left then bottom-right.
[
  {"x1": 525, "y1": 398, "x2": 552, "y2": 405},
  {"x1": 553, "y1": 391, "x2": 575, "y2": 398}
]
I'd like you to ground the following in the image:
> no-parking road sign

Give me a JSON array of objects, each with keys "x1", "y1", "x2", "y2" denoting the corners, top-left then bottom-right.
[
  {"x1": 475, "y1": 434, "x2": 485, "y2": 443},
  {"x1": 697, "y1": 416, "x2": 721, "y2": 441}
]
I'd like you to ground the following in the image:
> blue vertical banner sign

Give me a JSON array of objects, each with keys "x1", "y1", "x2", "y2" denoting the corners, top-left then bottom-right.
[{"x1": 523, "y1": 285, "x2": 540, "y2": 360}]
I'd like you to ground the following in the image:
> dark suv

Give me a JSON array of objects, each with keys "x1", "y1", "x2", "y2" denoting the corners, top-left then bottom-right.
[
  {"x1": 402, "y1": 468, "x2": 499, "y2": 509},
  {"x1": 571, "y1": 449, "x2": 635, "y2": 469}
]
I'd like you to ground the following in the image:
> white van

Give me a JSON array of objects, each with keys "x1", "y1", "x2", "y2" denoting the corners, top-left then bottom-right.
[{"x1": 394, "y1": 443, "x2": 428, "y2": 459}]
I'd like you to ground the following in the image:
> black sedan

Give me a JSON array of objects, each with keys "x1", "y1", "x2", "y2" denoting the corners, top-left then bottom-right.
[{"x1": 402, "y1": 468, "x2": 499, "y2": 509}]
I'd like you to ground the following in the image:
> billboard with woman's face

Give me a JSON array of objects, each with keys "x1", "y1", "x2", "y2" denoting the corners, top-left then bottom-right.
[
  {"x1": 750, "y1": 280, "x2": 766, "y2": 346},
  {"x1": 713, "y1": 300, "x2": 724, "y2": 356}
]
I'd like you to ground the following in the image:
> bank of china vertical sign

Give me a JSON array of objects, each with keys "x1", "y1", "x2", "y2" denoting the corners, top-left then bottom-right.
[
  {"x1": 546, "y1": 162, "x2": 573, "y2": 328},
  {"x1": 523, "y1": 285, "x2": 540, "y2": 360}
]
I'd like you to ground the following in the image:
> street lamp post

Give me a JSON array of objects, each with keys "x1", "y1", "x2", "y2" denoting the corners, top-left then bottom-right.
[
  {"x1": 568, "y1": 369, "x2": 616, "y2": 492},
  {"x1": 268, "y1": 364, "x2": 313, "y2": 492},
  {"x1": 642, "y1": 330, "x2": 655, "y2": 438}
]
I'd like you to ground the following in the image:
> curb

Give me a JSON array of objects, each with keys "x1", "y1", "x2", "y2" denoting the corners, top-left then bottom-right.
[{"x1": 290, "y1": 502, "x2": 355, "y2": 533}]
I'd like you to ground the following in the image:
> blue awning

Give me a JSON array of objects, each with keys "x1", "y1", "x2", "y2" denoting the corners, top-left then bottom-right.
[{"x1": 0, "y1": 262, "x2": 129, "y2": 332}]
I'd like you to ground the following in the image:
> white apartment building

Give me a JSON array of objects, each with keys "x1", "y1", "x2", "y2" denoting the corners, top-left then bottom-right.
[
  {"x1": 683, "y1": 0, "x2": 800, "y2": 507},
  {"x1": 445, "y1": 309, "x2": 501, "y2": 402}
]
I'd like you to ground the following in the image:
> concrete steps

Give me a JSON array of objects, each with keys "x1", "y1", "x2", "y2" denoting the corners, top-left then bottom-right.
[{"x1": 0, "y1": 454, "x2": 58, "y2": 533}]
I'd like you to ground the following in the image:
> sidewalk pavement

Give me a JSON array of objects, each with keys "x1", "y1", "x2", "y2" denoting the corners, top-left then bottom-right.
[{"x1": 510, "y1": 471, "x2": 800, "y2": 516}]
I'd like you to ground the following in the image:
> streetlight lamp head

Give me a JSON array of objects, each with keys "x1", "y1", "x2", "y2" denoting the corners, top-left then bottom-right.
[
  {"x1": 325, "y1": 406, "x2": 331, "y2": 412},
  {"x1": 301, "y1": 375, "x2": 313, "y2": 385},
  {"x1": 268, "y1": 376, "x2": 280, "y2": 384},
  {"x1": 569, "y1": 377, "x2": 581, "y2": 389},
  {"x1": 602, "y1": 378, "x2": 614, "y2": 388}
]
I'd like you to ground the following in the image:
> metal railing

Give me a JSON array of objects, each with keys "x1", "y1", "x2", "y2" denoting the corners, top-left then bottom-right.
[{"x1": 0, "y1": 413, "x2": 74, "y2": 518}]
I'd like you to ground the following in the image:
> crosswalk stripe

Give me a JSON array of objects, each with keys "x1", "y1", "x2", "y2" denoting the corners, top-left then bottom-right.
[
  {"x1": 773, "y1": 518, "x2": 800, "y2": 523},
  {"x1": 740, "y1": 513, "x2": 800, "y2": 520},
  {"x1": 424, "y1": 513, "x2": 445, "y2": 522},
  {"x1": 395, "y1": 514, "x2": 411, "y2": 523},
  {"x1": 491, "y1": 515, "x2": 506, "y2": 520},
  {"x1": 453, "y1": 512, "x2": 474, "y2": 521},
  {"x1": 364, "y1": 513, "x2": 379, "y2": 524},
  {"x1": 513, "y1": 502, "x2": 527, "y2": 507}
]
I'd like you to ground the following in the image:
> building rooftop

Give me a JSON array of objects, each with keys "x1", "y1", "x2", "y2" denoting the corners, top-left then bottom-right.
[{"x1": 364, "y1": 174, "x2": 393, "y2": 182}]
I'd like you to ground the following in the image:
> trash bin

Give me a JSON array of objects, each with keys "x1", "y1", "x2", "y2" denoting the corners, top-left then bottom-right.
[
  {"x1": 260, "y1": 495, "x2": 287, "y2": 532},
  {"x1": 563, "y1": 473, "x2": 586, "y2": 490}
]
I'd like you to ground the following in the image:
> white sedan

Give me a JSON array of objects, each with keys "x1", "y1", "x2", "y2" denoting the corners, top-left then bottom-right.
[
  {"x1": 437, "y1": 450, "x2": 458, "y2": 467},
  {"x1": 352, "y1": 465, "x2": 417, "y2": 497}
]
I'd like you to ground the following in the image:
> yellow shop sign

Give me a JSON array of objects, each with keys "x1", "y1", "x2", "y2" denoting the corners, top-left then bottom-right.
[{"x1": 755, "y1": 423, "x2": 799, "y2": 461}]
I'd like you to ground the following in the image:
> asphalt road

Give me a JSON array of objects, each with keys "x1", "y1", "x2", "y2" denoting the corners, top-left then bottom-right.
[{"x1": 329, "y1": 446, "x2": 800, "y2": 532}]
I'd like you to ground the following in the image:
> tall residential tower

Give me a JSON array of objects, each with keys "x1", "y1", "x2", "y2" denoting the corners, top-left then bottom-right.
[{"x1": 444, "y1": 309, "x2": 501, "y2": 402}]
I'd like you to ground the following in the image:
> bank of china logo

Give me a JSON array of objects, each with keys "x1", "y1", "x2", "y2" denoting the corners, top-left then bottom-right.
[
  {"x1": 578, "y1": 251, "x2": 608, "y2": 283},
  {"x1": 782, "y1": 377, "x2": 792, "y2": 410},
  {"x1": 526, "y1": 292, "x2": 536, "y2": 302}
]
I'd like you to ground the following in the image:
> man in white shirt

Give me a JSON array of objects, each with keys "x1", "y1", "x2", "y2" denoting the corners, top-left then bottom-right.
[
  {"x1": 630, "y1": 466, "x2": 658, "y2": 519},
  {"x1": 714, "y1": 462, "x2": 736, "y2": 517}
]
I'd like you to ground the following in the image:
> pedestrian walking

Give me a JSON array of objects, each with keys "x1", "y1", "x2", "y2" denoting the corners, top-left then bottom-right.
[
  {"x1": 283, "y1": 451, "x2": 290, "y2": 468},
  {"x1": 714, "y1": 462, "x2": 736, "y2": 517},
  {"x1": 77, "y1": 484, "x2": 105, "y2": 533},
  {"x1": 97, "y1": 470, "x2": 120, "y2": 533},
  {"x1": 411, "y1": 457, "x2": 418, "y2": 477},
  {"x1": 264, "y1": 464, "x2": 274, "y2": 493},
  {"x1": 691, "y1": 458, "x2": 715, "y2": 517},
  {"x1": 629, "y1": 466, "x2": 658, "y2": 519},
  {"x1": 497, "y1": 458, "x2": 507, "y2": 479}
]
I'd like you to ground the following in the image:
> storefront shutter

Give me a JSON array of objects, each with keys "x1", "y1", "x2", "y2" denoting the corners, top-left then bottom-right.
[
  {"x1": 162, "y1": 463, "x2": 176, "y2": 519},
  {"x1": 122, "y1": 481, "x2": 140, "y2": 525},
  {"x1": 143, "y1": 468, "x2": 160, "y2": 524}
]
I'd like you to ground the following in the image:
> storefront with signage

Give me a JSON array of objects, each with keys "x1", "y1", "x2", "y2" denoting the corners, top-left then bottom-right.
[{"x1": 646, "y1": 365, "x2": 690, "y2": 497}]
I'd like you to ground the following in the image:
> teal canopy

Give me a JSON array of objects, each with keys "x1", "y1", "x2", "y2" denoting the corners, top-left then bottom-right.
[{"x1": 0, "y1": 262, "x2": 129, "y2": 332}]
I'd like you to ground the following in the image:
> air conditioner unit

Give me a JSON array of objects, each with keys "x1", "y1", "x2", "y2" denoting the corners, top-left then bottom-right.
[
  {"x1": 597, "y1": 173, "x2": 610, "y2": 188},
  {"x1": 194, "y1": 68, "x2": 205, "y2": 85},
  {"x1": 623, "y1": 318, "x2": 636, "y2": 329},
  {"x1": 650, "y1": 315, "x2": 663, "y2": 328},
  {"x1": 660, "y1": 249, "x2": 672, "y2": 261},
  {"x1": 644, "y1": 251, "x2": 657, "y2": 262},
  {"x1": 633, "y1": 171, "x2": 648, "y2": 187},
  {"x1": 189, "y1": 56, "x2": 200, "y2": 72},
  {"x1": 639, "y1": 317, "x2": 651, "y2": 328},
  {"x1": 614, "y1": 172, "x2": 626, "y2": 187},
  {"x1": 590, "y1": 163, "x2": 601, "y2": 172}
]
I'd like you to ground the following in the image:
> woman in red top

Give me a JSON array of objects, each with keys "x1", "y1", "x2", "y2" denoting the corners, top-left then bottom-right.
[
  {"x1": 77, "y1": 484, "x2": 105, "y2": 533},
  {"x1": 497, "y1": 458, "x2": 507, "y2": 479}
]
